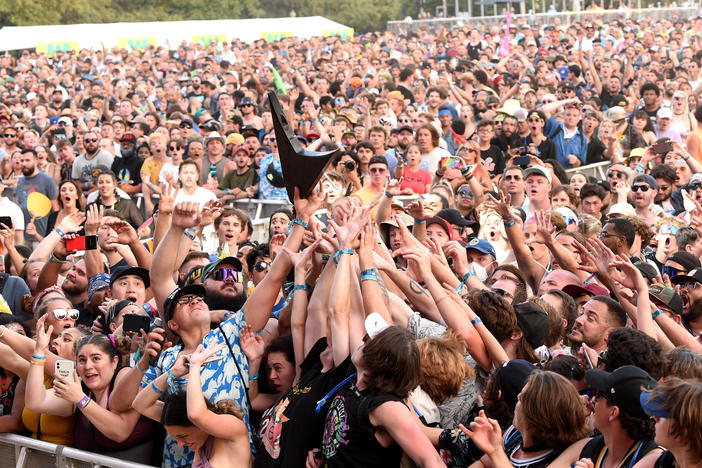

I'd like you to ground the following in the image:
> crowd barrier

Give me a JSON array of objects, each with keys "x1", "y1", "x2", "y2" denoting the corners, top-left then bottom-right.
[
  {"x1": 387, "y1": 6, "x2": 700, "y2": 34},
  {"x1": 565, "y1": 160, "x2": 610, "y2": 180},
  {"x1": 0, "y1": 433, "x2": 156, "y2": 468}
]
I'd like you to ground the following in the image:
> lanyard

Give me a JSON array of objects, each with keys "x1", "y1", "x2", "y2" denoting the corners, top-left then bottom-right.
[
  {"x1": 594, "y1": 439, "x2": 645, "y2": 468},
  {"x1": 315, "y1": 373, "x2": 357, "y2": 413}
]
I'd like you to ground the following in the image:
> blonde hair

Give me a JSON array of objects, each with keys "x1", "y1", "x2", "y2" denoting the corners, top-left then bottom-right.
[{"x1": 417, "y1": 330, "x2": 471, "y2": 404}]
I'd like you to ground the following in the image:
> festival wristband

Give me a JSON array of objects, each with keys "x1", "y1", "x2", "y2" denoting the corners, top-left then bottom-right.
[
  {"x1": 77, "y1": 395, "x2": 92, "y2": 410},
  {"x1": 652, "y1": 309, "x2": 664, "y2": 320},
  {"x1": 333, "y1": 248, "x2": 354, "y2": 265},
  {"x1": 503, "y1": 217, "x2": 517, "y2": 227},
  {"x1": 54, "y1": 227, "x2": 66, "y2": 238},
  {"x1": 150, "y1": 381, "x2": 165, "y2": 395},
  {"x1": 471, "y1": 317, "x2": 482, "y2": 325}
]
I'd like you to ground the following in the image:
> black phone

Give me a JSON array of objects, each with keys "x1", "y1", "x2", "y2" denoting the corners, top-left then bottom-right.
[
  {"x1": 0, "y1": 216, "x2": 12, "y2": 229},
  {"x1": 513, "y1": 156, "x2": 531, "y2": 168},
  {"x1": 123, "y1": 314, "x2": 150, "y2": 334},
  {"x1": 652, "y1": 141, "x2": 673, "y2": 154}
]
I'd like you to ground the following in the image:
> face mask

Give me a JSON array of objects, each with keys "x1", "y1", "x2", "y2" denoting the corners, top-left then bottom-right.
[{"x1": 470, "y1": 262, "x2": 489, "y2": 283}]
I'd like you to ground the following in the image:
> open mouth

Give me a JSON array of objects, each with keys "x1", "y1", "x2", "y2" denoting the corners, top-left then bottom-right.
[{"x1": 126, "y1": 295, "x2": 137, "y2": 302}]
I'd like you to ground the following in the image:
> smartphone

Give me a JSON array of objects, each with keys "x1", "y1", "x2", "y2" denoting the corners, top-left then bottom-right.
[
  {"x1": 55, "y1": 359, "x2": 75, "y2": 379},
  {"x1": 652, "y1": 141, "x2": 673, "y2": 154},
  {"x1": 65, "y1": 235, "x2": 97, "y2": 251},
  {"x1": 513, "y1": 156, "x2": 531, "y2": 168},
  {"x1": 0, "y1": 216, "x2": 12, "y2": 229},
  {"x1": 123, "y1": 314, "x2": 150, "y2": 334},
  {"x1": 440, "y1": 157, "x2": 462, "y2": 169}
]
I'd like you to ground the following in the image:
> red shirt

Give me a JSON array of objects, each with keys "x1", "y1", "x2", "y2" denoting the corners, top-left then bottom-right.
[{"x1": 400, "y1": 167, "x2": 431, "y2": 194}]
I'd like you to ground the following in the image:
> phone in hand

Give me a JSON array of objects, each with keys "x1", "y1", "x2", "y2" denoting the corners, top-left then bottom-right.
[
  {"x1": 123, "y1": 314, "x2": 150, "y2": 334},
  {"x1": 55, "y1": 359, "x2": 75, "y2": 379},
  {"x1": 513, "y1": 156, "x2": 531, "y2": 168},
  {"x1": 65, "y1": 235, "x2": 97, "y2": 251},
  {"x1": 0, "y1": 216, "x2": 12, "y2": 229},
  {"x1": 440, "y1": 157, "x2": 462, "y2": 169},
  {"x1": 652, "y1": 141, "x2": 673, "y2": 154}
]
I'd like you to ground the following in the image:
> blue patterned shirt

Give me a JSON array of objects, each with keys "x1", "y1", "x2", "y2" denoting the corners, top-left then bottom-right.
[{"x1": 141, "y1": 310, "x2": 251, "y2": 468}]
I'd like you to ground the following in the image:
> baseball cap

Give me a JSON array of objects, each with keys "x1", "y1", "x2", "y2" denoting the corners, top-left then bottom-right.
[
  {"x1": 497, "y1": 360, "x2": 537, "y2": 409},
  {"x1": 648, "y1": 283, "x2": 683, "y2": 315},
  {"x1": 667, "y1": 251, "x2": 701, "y2": 272},
  {"x1": 671, "y1": 267, "x2": 702, "y2": 285},
  {"x1": 426, "y1": 216, "x2": 453, "y2": 240},
  {"x1": 109, "y1": 265, "x2": 150, "y2": 288},
  {"x1": 240, "y1": 126, "x2": 260, "y2": 139},
  {"x1": 57, "y1": 116, "x2": 72, "y2": 127},
  {"x1": 634, "y1": 261, "x2": 658, "y2": 282},
  {"x1": 524, "y1": 165, "x2": 552, "y2": 184},
  {"x1": 513, "y1": 108, "x2": 527, "y2": 122},
  {"x1": 201, "y1": 256, "x2": 243, "y2": 280},
  {"x1": 657, "y1": 107, "x2": 673, "y2": 120},
  {"x1": 397, "y1": 125, "x2": 414, "y2": 134},
  {"x1": 604, "y1": 106, "x2": 628, "y2": 121},
  {"x1": 87, "y1": 273, "x2": 110, "y2": 301},
  {"x1": 240, "y1": 96, "x2": 255, "y2": 106},
  {"x1": 514, "y1": 302, "x2": 550, "y2": 349},
  {"x1": 607, "y1": 202, "x2": 636, "y2": 217},
  {"x1": 466, "y1": 238, "x2": 496, "y2": 258},
  {"x1": 226, "y1": 133, "x2": 245, "y2": 146},
  {"x1": 120, "y1": 133, "x2": 136, "y2": 145},
  {"x1": 585, "y1": 365, "x2": 658, "y2": 418},
  {"x1": 365, "y1": 312, "x2": 390, "y2": 339},
  {"x1": 232, "y1": 144, "x2": 250, "y2": 156},
  {"x1": 639, "y1": 389, "x2": 670, "y2": 418},
  {"x1": 379, "y1": 213, "x2": 414, "y2": 246},
  {"x1": 163, "y1": 284, "x2": 207, "y2": 322},
  {"x1": 437, "y1": 209, "x2": 476, "y2": 228},
  {"x1": 633, "y1": 174, "x2": 659, "y2": 190},
  {"x1": 563, "y1": 282, "x2": 610, "y2": 299}
]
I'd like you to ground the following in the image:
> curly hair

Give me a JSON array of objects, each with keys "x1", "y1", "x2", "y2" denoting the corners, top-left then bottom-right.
[
  {"x1": 363, "y1": 326, "x2": 421, "y2": 399},
  {"x1": 603, "y1": 327, "x2": 664, "y2": 380},
  {"x1": 417, "y1": 330, "x2": 470, "y2": 404},
  {"x1": 468, "y1": 290, "x2": 517, "y2": 343}
]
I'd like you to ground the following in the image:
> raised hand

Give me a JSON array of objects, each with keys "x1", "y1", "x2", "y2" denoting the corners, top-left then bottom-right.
[
  {"x1": 486, "y1": 191, "x2": 512, "y2": 219},
  {"x1": 533, "y1": 210, "x2": 554, "y2": 245},
  {"x1": 158, "y1": 182, "x2": 179, "y2": 216},
  {"x1": 444, "y1": 240, "x2": 470, "y2": 275},
  {"x1": 171, "y1": 202, "x2": 202, "y2": 229},
  {"x1": 188, "y1": 343, "x2": 226, "y2": 368},
  {"x1": 395, "y1": 244, "x2": 432, "y2": 277},
  {"x1": 57, "y1": 211, "x2": 86, "y2": 234},
  {"x1": 270, "y1": 233, "x2": 287, "y2": 259},
  {"x1": 608, "y1": 255, "x2": 646, "y2": 291},
  {"x1": 458, "y1": 410, "x2": 503, "y2": 456},
  {"x1": 105, "y1": 219, "x2": 138, "y2": 245},
  {"x1": 423, "y1": 236, "x2": 449, "y2": 267},
  {"x1": 329, "y1": 204, "x2": 369, "y2": 249},
  {"x1": 34, "y1": 314, "x2": 53, "y2": 353},
  {"x1": 85, "y1": 204, "x2": 103, "y2": 235},
  {"x1": 586, "y1": 238, "x2": 615, "y2": 274},
  {"x1": 240, "y1": 324, "x2": 265, "y2": 362},
  {"x1": 283, "y1": 238, "x2": 321, "y2": 270},
  {"x1": 405, "y1": 199, "x2": 430, "y2": 222},
  {"x1": 294, "y1": 186, "x2": 327, "y2": 221},
  {"x1": 0, "y1": 223, "x2": 15, "y2": 249},
  {"x1": 200, "y1": 200, "x2": 223, "y2": 227}
]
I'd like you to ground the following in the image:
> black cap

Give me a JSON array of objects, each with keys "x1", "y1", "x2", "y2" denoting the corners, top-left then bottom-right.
[
  {"x1": 437, "y1": 208, "x2": 475, "y2": 228},
  {"x1": 109, "y1": 265, "x2": 150, "y2": 288},
  {"x1": 241, "y1": 126, "x2": 260, "y2": 139},
  {"x1": 671, "y1": 267, "x2": 702, "y2": 285},
  {"x1": 397, "y1": 125, "x2": 414, "y2": 133},
  {"x1": 497, "y1": 359, "x2": 537, "y2": 409},
  {"x1": 634, "y1": 261, "x2": 658, "y2": 282},
  {"x1": 120, "y1": 133, "x2": 136, "y2": 144},
  {"x1": 163, "y1": 284, "x2": 206, "y2": 323},
  {"x1": 585, "y1": 365, "x2": 658, "y2": 418},
  {"x1": 667, "y1": 251, "x2": 701, "y2": 272},
  {"x1": 514, "y1": 302, "x2": 550, "y2": 349},
  {"x1": 419, "y1": 61, "x2": 431, "y2": 69}
]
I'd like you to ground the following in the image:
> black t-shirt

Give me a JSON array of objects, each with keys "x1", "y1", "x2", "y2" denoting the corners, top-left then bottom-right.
[
  {"x1": 111, "y1": 155, "x2": 144, "y2": 187},
  {"x1": 255, "y1": 338, "x2": 350, "y2": 468},
  {"x1": 480, "y1": 145, "x2": 505, "y2": 178},
  {"x1": 503, "y1": 426, "x2": 561, "y2": 468},
  {"x1": 322, "y1": 372, "x2": 405, "y2": 468},
  {"x1": 491, "y1": 133, "x2": 520, "y2": 154},
  {"x1": 467, "y1": 42, "x2": 482, "y2": 60},
  {"x1": 579, "y1": 435, "x2": 659, "y2": 468},
  {"x1": 524, "y1": 135, "x2": 557, "y2": 163}
]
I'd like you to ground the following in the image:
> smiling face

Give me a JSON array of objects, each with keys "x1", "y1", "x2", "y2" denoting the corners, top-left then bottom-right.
[
  {"x1": 76, "y1": 343, "x2": 119, "y2": 391},
  {"x1": 97, "y1": 173, "x2": 116, "y2": 199},
  {"x1": 166, "y1": 424, "x2": 209, "y2": 452}
]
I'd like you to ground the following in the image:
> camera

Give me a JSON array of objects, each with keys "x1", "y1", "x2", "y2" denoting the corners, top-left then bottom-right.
[
  {"x1": 519, "y1": 146, "x2": 528, "y2": 155},
  {"x1": 344, "y1": 160, "x2": 356, "y2": 171}
]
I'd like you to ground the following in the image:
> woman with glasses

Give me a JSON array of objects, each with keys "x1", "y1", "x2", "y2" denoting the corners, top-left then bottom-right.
[
  {"x1": 0, "y1": 299, "x2": 90, "y2": 446},
  {"x1": 457, "y1": 141, "x2": 492, "y2": 191}
]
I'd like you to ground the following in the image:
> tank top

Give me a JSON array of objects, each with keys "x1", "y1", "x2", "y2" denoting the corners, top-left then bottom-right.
[
  {"x1": 21, "y1": 375, "x2": 74, "y2": 446},
  {"x1": 193, "y1": 436, "x2": 216, "y2": 468}
]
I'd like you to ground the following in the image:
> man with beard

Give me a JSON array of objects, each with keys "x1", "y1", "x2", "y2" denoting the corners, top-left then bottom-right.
[
  {"x1": 16, "y1": 148, "x2": 58, "y2": 244},
  {"x1": 199, "y1": 257, "x2": 248, "y2": 322},
  {"x1": 491, "y1": 115, "x2": 520, "y2": 153},
  {"x1": 385, "y1": 125, "x2": 414, "y2": 174},
  {"x1": 72, "y1": 130, "x2": 114, "y2": 192},
  {"x1": 671, "y1": 269, "x2": 702, "y2": 335},
  {"x1": 651, "y1": 164, "x2": 679, "y2": 215},
  {"x1": 568, "y1": 295, "x2": 627, "y2": 358},
  {"x1": 111, "y1": 133, "x2": 143, "y2": 195}
]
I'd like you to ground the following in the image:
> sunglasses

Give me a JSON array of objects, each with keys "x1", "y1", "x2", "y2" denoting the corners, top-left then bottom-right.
[
  {"x1": 210, "y1": 268, "x2": 242, "y2": 282},
  {"x1": 184, "y1": 267, "x2": 203, "y2": 285},
  {"x1": 681, "y1": 282, "x2": 700, "y2": 290},
  {"x1": 53, "y1": 308, "x2": 80, "y2": 320},
  {"x1": 254, "y1": 261, "x2": 270, "y2": 272},
  {"x1": 169, "y1": 146, "x2": 182, "y2": 151},
  {"x1": 3, "y1": 133, "x2": 16, "y2": 137},
  {"x1": 176, "y1": 295, "x2": 205, "y2": 306},
  {"x1": 690, "y1": 182, "x2": 702, "y2": 191},
  {"x1": 662, "y1": 265, "x2": 682, "y2": 278},
  {"x1": 179, "y1": 123, "x2": 192, "y2": 129},
  {"x1": 83, "y1": 138, "x2": 98, "y2": 143},
  {"x1": 241, "y1": 103, "x2": 254, "y2": 107},
  {"x1": 491, "y1": 287, "x2": 514, "y2": 300},
  {"x1": 659, "y1": 225, "x2": 679, "y2": 235},
  {"x1": 527, "y1": 118, "x2": 543, "y2": 123},
  {"x1": 563, "y1": 215, "x2": 576, "y2": 225},
  {"x1": 15, "y1": 126, "x2": 26, "y2": 131},
  {"x1": 58, "y1": 122, "x2": 68, "y2": 127},
  {"x1": 631, "y1": 184, "x2": 650, "y2": 192},
  {"x1": 458, "y1": 190, "x2": 474, "y2": 198},
  {"x1": 369, "y1": 167, "x2": 387, "y2": 174}
]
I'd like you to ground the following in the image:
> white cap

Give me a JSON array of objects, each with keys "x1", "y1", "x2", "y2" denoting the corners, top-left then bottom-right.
[
  {"x1": 656, "y1": 107, "x2": 673, "y2": 120},
  {"x1": 365, "y1": 312, "x2": 390, "y2": 339}
]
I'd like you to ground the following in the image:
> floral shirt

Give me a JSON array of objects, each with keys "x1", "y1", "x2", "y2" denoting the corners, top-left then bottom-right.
[
  {"x1": 141, "y1": 310, "x2": 251, "y2": 468},
  {"x1": 257, "y1": 152, "x2": 289, "y2": 202}
]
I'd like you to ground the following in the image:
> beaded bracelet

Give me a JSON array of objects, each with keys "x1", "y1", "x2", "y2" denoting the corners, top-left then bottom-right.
[
  {"x1": 151, "y1": 381, "x2": 165, "y2": 395},
  {"x1": 333, "y1": 248, "x2": 354, "y2": 265},
  {"x1": 289, "y1": 218, "x2": 309, "y2": 230}
]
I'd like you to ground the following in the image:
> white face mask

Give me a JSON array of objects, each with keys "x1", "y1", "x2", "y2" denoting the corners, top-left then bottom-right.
[{"x1": 470, "y1": 261, "x2": 489, "y2": 283}]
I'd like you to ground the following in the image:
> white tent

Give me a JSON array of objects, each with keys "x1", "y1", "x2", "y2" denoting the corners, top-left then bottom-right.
[{"x1": 0, "y1": 16, "x2": 353, "y2": 53}]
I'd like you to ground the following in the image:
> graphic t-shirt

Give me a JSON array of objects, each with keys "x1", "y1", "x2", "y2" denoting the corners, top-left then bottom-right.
[{"x1": 400, "y1": 167, "x2": 432, "y2": 194}]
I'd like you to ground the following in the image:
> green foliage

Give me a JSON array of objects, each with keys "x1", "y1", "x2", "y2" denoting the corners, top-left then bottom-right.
[{"x1": 0, "y1": 0, "x2": 394, "y2": 32}]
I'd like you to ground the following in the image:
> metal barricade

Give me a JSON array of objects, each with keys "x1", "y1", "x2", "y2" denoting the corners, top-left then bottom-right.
[
  {"x1": 565, "y1": 160, "x2": 610, "y2": 180},
  {"x1": 0, "y1": 433, "x2": 157, "y2": 468}
]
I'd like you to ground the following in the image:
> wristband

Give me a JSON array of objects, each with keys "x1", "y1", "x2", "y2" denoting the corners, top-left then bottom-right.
[
  {"x1": 456, "y1": 271, "x2": 475, "y2": 293},
  {"x1": 652, "y1": 309, "x2": 664, "y2": 320},
  {"x1": 85, "y1": 235, "x2": 98, "y2": 250},
  {"x1": 31, "y1": 354, "x2": 45, "y2": 361},
  {"x1": 292, "y1": 284, "x2": 312, "y2": 293},
  {"x1": 415, "y1": 219, "x2": 426, "y2": 224},
  {"x1": 384, "y1": 191, "x2": 393, "y2": 199},
  {"x1": 137, "y1": 361, "x2": 149, "y2": 373},
  {"x1": 150, "y1": 381, "x2": 165, "y2": 395},
  {"x1": 471, "y1": 317, "x2": 482, "y2": 325},
  {"x1": 249, "y1": 373, "x2": 259, "y2": 381},
  {"x1": 503, "y1": 217, "x2": 517, "y2": 227},
  {"x1": 77, "y1": 395, "x2": 92, "y2": 410},
  {"x1": 361, "y1": 268, "x2": 379, "y2": 282},
  {"x1": 50, "y1": 252, "x2": 66, "y2": 263},
  {"x1": 320, "y1": 253, "x2": 330, "y2": 264},
  {"x1": 31, "y1": 358, "x2": 46, "y2": 366},
  {"x1": 224, "y1": 188, "x2": 231, "y2": 194},
  {"x1": 311, "y1": 118, "x2": 319, "y2": 122},
  {"x1": 289, "y1": 218, "x2": 309, "y2": 230},
  {"x1": 54, "y1": 227, "x2": 66, "y2": 238},
  {"x1": 184, "y1": 229, "x2": 196, "y2": 240},
  {"x1": 333, "y1": 248, "x2": 354, "y2": 265},
  {"x1": 167, "y1": 368, "x2": 185, "y2": 394}
]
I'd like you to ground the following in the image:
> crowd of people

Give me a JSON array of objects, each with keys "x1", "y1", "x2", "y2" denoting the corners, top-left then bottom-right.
[{"x1": 0, "y1": 10, "x2": 701, "y2": 468}]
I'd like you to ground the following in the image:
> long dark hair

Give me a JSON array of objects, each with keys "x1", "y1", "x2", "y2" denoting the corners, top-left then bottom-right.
[{"x1": 58, "y1": 180, "x2": 83, "y2": 211}]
